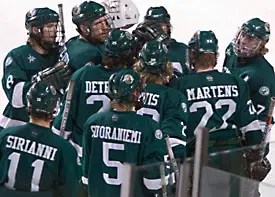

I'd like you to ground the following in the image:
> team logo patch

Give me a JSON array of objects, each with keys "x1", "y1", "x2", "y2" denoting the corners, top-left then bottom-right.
[
  {"x1": 72, "y1": 6, "x2": 81, "y2": 16},
  {"x1": 123, "y1": 74, "x2": 134, "y2": 84},
  {"x1": 50, "y1": 86, "x2": 57, "y2": 95},
  {"x1": 5, "y1": 56, "x2": 13, "y2": 67},
  {"x1": 206, "y1": 75, "x2": 213, "y2": 82},
  {"x1": 125, "y1": 31, "x2": 133, "y2": 40},
  {"x1": 259, "y1": 86, "x2": 270, "y2": 96},
  {"x1": 112, "y1": 114, "x2": 119, "y2": 121},
  {"x1": 181, "y1": 103, "x2": 187, "y2": 112},
  {"x1": 155, "y1": 129, "x2": 163, "y2": 139}
]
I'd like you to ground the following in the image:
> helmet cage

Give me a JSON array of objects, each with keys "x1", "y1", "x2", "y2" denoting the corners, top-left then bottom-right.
[{"x1": 233, "y1": 28, "x2": 265, "y2": 57}]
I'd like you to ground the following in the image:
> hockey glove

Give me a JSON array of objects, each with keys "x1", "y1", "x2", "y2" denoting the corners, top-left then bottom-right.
[
  {"x1": 246, "y1": 149, "x2": 271, "y2": 181},
  {"x1": 250, "y1": 157, "x2": 271, "y2": 181},
  {"x1": 32, "y1": 61, "x2": 72, "y2": 91}
]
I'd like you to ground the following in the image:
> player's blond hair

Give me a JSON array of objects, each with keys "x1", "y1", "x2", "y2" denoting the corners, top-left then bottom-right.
[{"x1": 133, "y1": 60, "x2": 173, "y2": 85}]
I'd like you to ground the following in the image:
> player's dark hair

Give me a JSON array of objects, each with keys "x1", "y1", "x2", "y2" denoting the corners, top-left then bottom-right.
[
  {"x1": 103, "y1": 56, "x2": 135, "y2": 69},
  {"x1": 195, "y1": 53, "x2": 217, "y2": 70},
  {"x1": 27, "y1": 107, "x2": 54, "y2": 122}
]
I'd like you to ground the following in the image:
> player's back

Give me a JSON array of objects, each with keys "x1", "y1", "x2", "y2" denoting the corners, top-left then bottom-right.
[
  {"x1": 53, "y1": 64, "x2": 122, "y2": 135},
  {"x1": 83, "y1": 109, "x2": 166, "y2": 197},
  {"x1": 0, "y1": 123, "x2": 78, "y2": 197},
  {"x1": 175, "y1": 70, "x2": 259, "y2": 142},
  {"x1": 66, "y1": 36, "x2": 104, "y2": 72},
  {"x1": 137, "y1": 83, "x2": 187, "y2": 156}
]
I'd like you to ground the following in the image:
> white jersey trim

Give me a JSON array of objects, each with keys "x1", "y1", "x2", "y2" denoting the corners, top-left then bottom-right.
[
  {"x1": 143, "y1": 175, "x2": 169, "y2": 190},
  {"x1": 51, "y1": 126, "x2": 72, "y2": 140},
  {"x1": 69, "y1": 139, "x2": 83, "y2": 158},
  {"x1": 12, "y1": 82, "x2": 25, "y2": 108},
  {"x1": 81, "y1": 176, "x2": 88, "y2": 185},
  {"x1": 240, "y1": 120, "x2": 261, "y2": 134},
  {"x1": 0, "y1": 114, "x2": 26, "y2": 128},
  {"x1": 169, "y1": 137, "x2": 186, "y2": 147}
]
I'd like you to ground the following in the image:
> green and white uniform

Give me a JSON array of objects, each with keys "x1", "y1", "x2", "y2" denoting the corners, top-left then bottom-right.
[
  {"x1": 0, "y1": 44, "x2": 59, "y2": 129},
  {"x1": 174, "y1": 70, "x2": 263, "y2": 151},
  {"x1": 66, "y1": 36, "x2": 104, "y2": 72},
  {"x1": 52, "y1": 65, "x2": 122, "y2": 159},
  {"x1": 138, "y1": 83, "x2": 188, "y2": 158},
  {"x1": 82, "y1": 109, "x2": 167, "y2": 197},
  {"x1": 223, "y1": 43, "x2": 275, "y2": 130},
  {"x1": 0, "y1": 123, "x2": 78, "y2": 197}
]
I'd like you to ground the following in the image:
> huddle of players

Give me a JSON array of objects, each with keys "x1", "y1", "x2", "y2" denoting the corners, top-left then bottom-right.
[{"x1": 0, "y1": 0, "x2": 274, "y2": 197}]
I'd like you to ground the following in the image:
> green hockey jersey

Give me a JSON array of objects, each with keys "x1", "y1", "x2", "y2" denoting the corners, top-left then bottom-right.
[
  {"x1": 137, "y1": 83, "x2": 188, "y2": 158},
  {"x1": 52, "y1": 65, "x2": 123, "y2": 159},
  {"x1": 166, "y1": 39, "x2": 190, "y2": 77},
  {"x1": 223, "y1": 43, "x2": 275, "y2": 125},
  {"x1": 82, "y1": 109, "x2": 167, "y2": 197},
  {"x1": 0, "y1": 123, "x2": 79, "y2": 197},
  {"x1": 66, "y1": 36, "x2": 104, "y2": 72},
  {"x1": 1, "y1": 43, "x2": 59, "y2": 129},
  {"x1": 174, "y1": 70, "x2": 263, "y2": 148}
]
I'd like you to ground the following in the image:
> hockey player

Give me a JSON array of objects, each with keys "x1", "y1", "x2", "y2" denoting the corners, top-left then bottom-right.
[
  {"x1": 66, "y1": 1, "x2": 113, "y2": 72},
  {"x1": 0, "y1": 7, "x2": 71, "y2": 131},
  {"x1": 223, "y1": 18, "x2": 275, "y2": 135},
  {"x1": 174, "y1": 30, "x2": 263, "y2": 179},
  {"x1": 0, "y1": 83, "x2": 79, "y2": 197},
  {"x1": 52, "y1": 29, "x2": 137, "y2": 167},
  {"x1": 133, "y1": 6, "x2": 190, "y2": 79},
  {"x1": 134, "y1": 40, "x2": 188, "y2": 159},
  {"x1": 223, "y1": 17, "x2": 275, "y2": 196},
  {"x1": 82, "y1": 69, "x2": 167, "y2": 197}
]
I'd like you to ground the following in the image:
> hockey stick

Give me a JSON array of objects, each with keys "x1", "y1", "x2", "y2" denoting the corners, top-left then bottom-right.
[
  {"x1": 160, "y1": 163, "x2": 167, "y2": 197},
  {"x1": 259, "y1": 96, "x2": 275, "y2": 159},
  {"x1": 58, "y1": 3, "x2": 69, "y2": 65},
  {"x1": 60, "y1": 80, "x2": 75, "y2": 138},
  {"x1": 165, "y1": 135, "x2": 180, "y2": 182}
]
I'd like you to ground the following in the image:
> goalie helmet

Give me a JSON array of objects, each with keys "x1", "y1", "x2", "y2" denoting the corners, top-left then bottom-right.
[
  {"x1": 26, "y1": 83, "x2": 59, "y2": 116},
  {"x1": 108, "y1": 69, "x2": 141, "y2": 103},
  {"x1": 102, "y1": 0, "x2": 139, "y2": 29},
  {"x1": 233, "y1": 18, "x2": 270, "y2": 57},
  {"x1": 144, "y1": 6, "x2": 171, "y2": 37},
  {"x1": 104, "y1": 29, "x2": 136, "y2": 57},
  {"x1": 139, "y1": 40, "x2": 168, "y2": 74},
  {"x1": 25, "y1": 7, "x2": 59, "y2": 29}
]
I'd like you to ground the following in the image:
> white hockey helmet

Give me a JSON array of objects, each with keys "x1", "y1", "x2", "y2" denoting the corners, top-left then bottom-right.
[{"x1": 101, "y1": 0, "x2": 140, "y2": 29}]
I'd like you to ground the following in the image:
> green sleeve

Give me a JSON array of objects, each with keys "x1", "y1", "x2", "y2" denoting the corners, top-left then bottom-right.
[
  {"x1": 235, "y1": 77, "x2": 263, "y2": 146},
  {"x1": 56, "y1": 142, "x2": 79, "y2": 197},
  {"x1": 81, "y1": 116, "x2": 93, "y2": 186},
  {"x1": 52, "y1": 68, "x2": 83, "y2": 139},
  {"x1": 141, "y1": 120, "x2": 168, "y2": 193},
  {"x1": 161, "y1": 90, "x2": 188, "y2": 158},
  {"x1": 2, "y1": 51, "x2": 32, "y2": 108}
]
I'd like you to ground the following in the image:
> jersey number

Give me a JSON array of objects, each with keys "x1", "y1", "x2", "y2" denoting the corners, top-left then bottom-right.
[
  {"x1": 86, "y1": 95, "x2": 110, "y2": 113},
  {"x1": 103, "y1": 142, "x2": 124, "y2": 185},
  {"x1": 190, "y1": 99, "x2": 236, "y2": 134},
  {"x1": 137, "y1": 108, "x2": 160, "y2": 122},
  {"x1": 5, "y1": 152, "x2": 44, "y2": 191}
]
